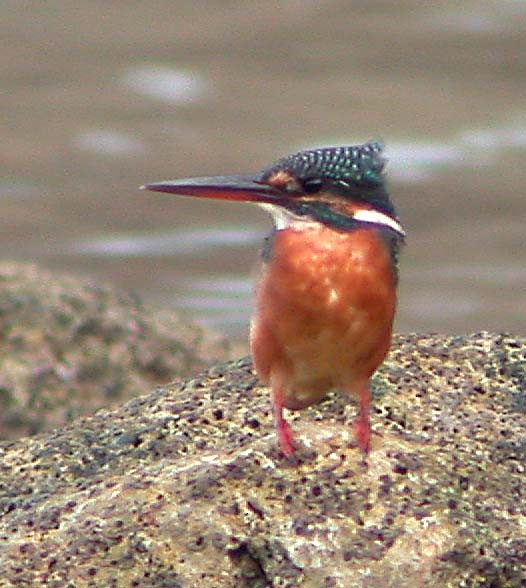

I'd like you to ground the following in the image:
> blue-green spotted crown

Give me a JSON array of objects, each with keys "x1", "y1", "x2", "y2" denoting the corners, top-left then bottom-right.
[
  {"x1": 262, "y1": 140, "x2": 397, "y2": 217},
  {"x1": 263, "y1": 140, "x2": 386, "y2": 188}
]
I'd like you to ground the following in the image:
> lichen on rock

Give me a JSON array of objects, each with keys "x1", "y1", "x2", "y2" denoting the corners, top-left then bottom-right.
[{"x1": 0, "y1": 261, "x2": 230, "y2": 440}]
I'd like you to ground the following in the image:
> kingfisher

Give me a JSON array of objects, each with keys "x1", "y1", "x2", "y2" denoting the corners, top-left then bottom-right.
[{"x1": 143, "y1": 140, "x2": 405, "y2": 457}]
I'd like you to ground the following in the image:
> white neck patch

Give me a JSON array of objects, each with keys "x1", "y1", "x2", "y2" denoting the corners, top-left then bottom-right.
[{"x1": 352, "y1": 209, "x2": 406, "y2": 236}]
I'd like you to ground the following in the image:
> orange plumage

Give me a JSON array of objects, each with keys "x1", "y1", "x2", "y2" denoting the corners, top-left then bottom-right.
[{"x1": 251, "y1": 223, "x2": 397, "y2": 455}]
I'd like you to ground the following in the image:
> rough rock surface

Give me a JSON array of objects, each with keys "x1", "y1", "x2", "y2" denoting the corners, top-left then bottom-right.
[
  {"x1": 0, "y1": 261, "x2": 230, "y2": 439},
  {"x1": 0, "y1": 332, "x2": 525, "y2": 587}
]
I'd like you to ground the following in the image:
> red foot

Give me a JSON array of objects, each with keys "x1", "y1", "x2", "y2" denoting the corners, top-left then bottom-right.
[
  {"x1": 352, "y1": 382, "x2": 372, "y2": 454},
  {"x1": 276, "y1": 418, "x2": 296, "y2": 457},
  {"x1": 353, "y1": 414, "x2": 371, "y2": 454},
  {"x1": 272, "y1": 374, "x2": 296, "y2": 457}
]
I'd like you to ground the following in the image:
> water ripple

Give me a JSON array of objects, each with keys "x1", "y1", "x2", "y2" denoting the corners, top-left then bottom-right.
[
  {"x1": 74, "y1": 227, "x2": 262, "y2": 257},
  {"x1": 123, "y1": 65, "x2": 211, "y2": 105}
]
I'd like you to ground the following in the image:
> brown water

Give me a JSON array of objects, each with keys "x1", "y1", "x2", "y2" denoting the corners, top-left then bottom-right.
[{"x1": 3, "y1": 1, "x2": 526, "y2": 348}]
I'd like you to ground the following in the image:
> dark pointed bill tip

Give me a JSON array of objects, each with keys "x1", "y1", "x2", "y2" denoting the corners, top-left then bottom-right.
[{"x1": 140, "y1": 174, "x2": 279, "y2": 204}]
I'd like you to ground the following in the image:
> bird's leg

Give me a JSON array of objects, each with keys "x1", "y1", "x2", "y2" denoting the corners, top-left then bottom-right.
[
  {"x1": 353, "y1": 382, "x2": 371, "y2": 454},
  {"x1": 271, "y1": 373, "x2": 295, "y2": 457}
]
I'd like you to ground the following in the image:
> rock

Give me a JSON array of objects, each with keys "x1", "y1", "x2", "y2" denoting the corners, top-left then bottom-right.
[
  {"x1": 0, "y1": 332, "x2": 524, "y2": 587},
  {"x1": 0, "y1": 261, "x2": 230, "y2": 439}
]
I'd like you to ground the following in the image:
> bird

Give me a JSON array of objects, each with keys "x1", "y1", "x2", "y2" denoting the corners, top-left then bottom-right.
[{"x1": 142, "y1": 140, "x2": 405, "y2": 457}]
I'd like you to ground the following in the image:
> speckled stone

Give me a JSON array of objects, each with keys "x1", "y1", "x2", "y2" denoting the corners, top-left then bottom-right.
[
  {"x1": 0, "y1": 332, "x2": 524, "y2": 587},
  {"x1": 0, "y1": 261, "x2": 230, "y2": 439}
]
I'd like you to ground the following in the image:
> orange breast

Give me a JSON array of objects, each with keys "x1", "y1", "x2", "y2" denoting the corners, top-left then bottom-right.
[{"x1": 250, "y1": 224, "x2": 397, "y2": 409}]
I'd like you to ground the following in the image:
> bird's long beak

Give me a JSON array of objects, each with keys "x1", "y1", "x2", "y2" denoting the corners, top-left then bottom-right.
[{"x1": 141, "y1": 174, "x2": 280, "y2": 204}]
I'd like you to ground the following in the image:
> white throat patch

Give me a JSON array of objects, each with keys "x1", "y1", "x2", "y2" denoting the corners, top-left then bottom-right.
[{"x1": 257, "y1": 203, "x2": 314, "y2": 230}]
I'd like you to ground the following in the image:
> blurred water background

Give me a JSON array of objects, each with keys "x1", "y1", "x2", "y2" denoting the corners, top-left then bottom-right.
[{"x1": 2, "y1": 0, "x2": 525, "y2": 348}]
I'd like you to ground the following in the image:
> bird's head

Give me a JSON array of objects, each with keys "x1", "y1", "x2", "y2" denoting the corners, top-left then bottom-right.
[{"x1": 143, "y1": 140, "x2": 405, "y2": 238}]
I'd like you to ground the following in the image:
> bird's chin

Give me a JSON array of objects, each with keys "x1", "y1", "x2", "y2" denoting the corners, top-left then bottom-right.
[{"x1": 256, "y1": 203, "x2": 315, "y2": 231}]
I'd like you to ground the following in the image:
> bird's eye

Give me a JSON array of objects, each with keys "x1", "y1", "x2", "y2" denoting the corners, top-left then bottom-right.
[{"x1": 302, "y1": 178, "x2": 323, "y2": 194}]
